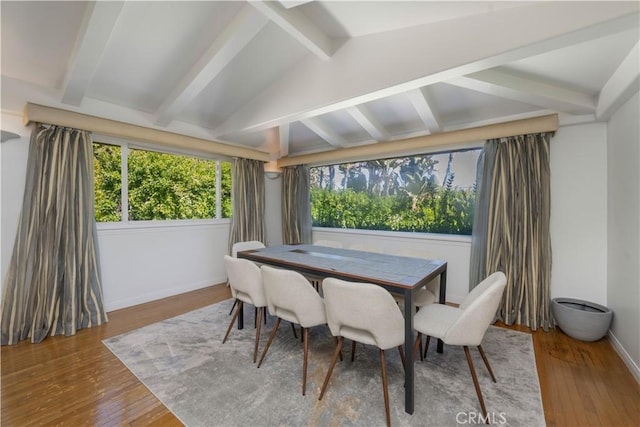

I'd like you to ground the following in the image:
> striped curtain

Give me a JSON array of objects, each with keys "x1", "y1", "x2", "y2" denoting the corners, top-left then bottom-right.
[
  {"x1": 1, "y1": 124, "x2": 108, "y2": 345},
  {"x1": 282, "y1": 165, "x2": 312, "y2": 245},
  {"x1": 228, "y1": 158, "x2": 265, "y2": 252},
  {"x1": 469, "y1": 133, "x2": 553, "y2": 331}
]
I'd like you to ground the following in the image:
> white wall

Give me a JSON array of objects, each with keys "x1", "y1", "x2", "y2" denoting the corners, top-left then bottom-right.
[
  {"x1": 0, "y1": 113, "x2": 30, "y2": 286},
  {"x1": 607, "y1": 91, "x2": 640, "y2": 378},
  {"x1": 264, "y1": 176, "x2": 283, "y2": 247},
  {"x1": 98, "y1": 222, "x2": 229, "y2": 311},
  {"x1": 550, "y1": 123, "x2": 608, "y2": 304}
]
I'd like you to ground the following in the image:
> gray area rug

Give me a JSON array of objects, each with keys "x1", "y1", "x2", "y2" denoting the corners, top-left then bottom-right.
[{"x1": 103, "y1": 300, "x2": 545, "y2": 426}]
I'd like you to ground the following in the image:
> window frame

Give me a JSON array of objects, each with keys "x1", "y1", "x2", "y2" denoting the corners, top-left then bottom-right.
[{"x1": 93, "y1": 134, "x2": 232, "y2": 230}]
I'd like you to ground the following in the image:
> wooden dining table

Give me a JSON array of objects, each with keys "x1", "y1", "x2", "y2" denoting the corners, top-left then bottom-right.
[{"x1": 237, "y1": 243, "x2": 447, "y2": 415}]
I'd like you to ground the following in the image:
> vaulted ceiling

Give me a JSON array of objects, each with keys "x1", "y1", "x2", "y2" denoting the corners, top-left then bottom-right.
[{"x1": 1, "y1": 1, "x2": 638, "y2": 160}]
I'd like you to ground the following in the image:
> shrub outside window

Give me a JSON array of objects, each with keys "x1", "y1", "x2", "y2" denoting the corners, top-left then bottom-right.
[
  {"x1": 310, "y1": 149, "x2": 480, "y2": 235},
  {"x1": 93, "y1": 142, "x2": 231, "y2": 222}
]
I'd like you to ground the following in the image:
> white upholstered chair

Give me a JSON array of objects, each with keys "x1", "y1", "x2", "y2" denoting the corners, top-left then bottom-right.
[
  {"x1": 231, "y1": 240, "x2": 265, "y2": 257},
  {"x1": 222, "y1": 255, "x2": 268, "y2": 363},
  {"x1": 258, "y1": 266, "x2": 327, "y2": 395},
  {"x1": 228, "y1": 241, "x2": 266, "y2": 315},
  {"x1": 412, "y1": 271, "x2": 507, "y2": 421},
  {"x1": 309, "y1": 240, "x2": 342, "y2": 291},
  {"x1": 395, "y1": 248, "x2": 440, "y2": 309},
  {"x1": 319, "y1": 278, "x2": 405, "y2": 427},
  {"x1": 313, "y1": 239, "x2": 343, "y2": 248}
]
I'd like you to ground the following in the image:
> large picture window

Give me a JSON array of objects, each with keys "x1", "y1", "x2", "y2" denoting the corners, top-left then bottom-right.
[
  {"x1": 93, "y1": 142, "x2": 231, "y2": 223},
  {"x1": 310, "y1": 149, "x2": 481, "y2": 235}
]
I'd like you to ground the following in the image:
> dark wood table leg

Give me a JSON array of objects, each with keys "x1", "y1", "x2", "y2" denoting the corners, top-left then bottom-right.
[
  {"x1": 437, "y1": 269, "x2": 447, "y2": 353},
  {"x1": 403, "y1": 288, "x2": 414, "y2": 414},
  {"x1": 237, "y1": 303, "x2": 244, "y2": 330}
]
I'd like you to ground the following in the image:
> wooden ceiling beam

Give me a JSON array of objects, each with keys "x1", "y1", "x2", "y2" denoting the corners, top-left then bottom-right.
[
  {"x1": 61, "y1": 2, "x2": 124, "y2": 106},
  {"x1": 153, "y1": 5, "x2": 267, "y2": 126}
]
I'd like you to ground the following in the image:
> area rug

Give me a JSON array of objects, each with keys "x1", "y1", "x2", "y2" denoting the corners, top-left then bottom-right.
[{"x1": 103, "y1": 300, "x2": 545, "y2": 426}]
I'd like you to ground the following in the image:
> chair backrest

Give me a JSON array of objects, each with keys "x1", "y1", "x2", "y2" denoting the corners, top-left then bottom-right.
[
  {"x1": 231, "y1": 240, "x2": 265, "y2": 257},
  {"x1": 260, "y1": 266, "x2": 326, "y2": 328},
  {"x1": 224, "y1": 255, "x2": 267, "y2": 307},
  {"x1": 322, "y1": 278, "x2": 404, "y2": 350},
  {"x1": 348, "y1": 243, "x2": 382, "y2": 253},
  {"x1": 445, "y1": 272, "x2": 507, "y2": 346},
  {"x1": 394, "y1": 248, "x2": 440, "y2": 295},
  {"x1": 313, "y1": 239, "x2": 343, "y2": 248}
]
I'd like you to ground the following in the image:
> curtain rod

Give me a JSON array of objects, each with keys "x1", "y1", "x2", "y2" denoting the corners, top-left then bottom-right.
[
  {"x1": 278, "y1": 114, "x2": 559, "y2": 167},
  {"x1": 23, "y1": 103, "x2": 558, "y2": 167},
  {"x1": 23, "y1": 103, "x2": 271, "y2": 162}
]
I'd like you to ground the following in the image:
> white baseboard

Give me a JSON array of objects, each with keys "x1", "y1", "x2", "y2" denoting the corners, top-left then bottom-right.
[
  {"x1": 104, "y1": 276, "x2": 227, "y2": 313},
  {"x1": 608, "y1": 330, "x2": 640, "y2": 384}
]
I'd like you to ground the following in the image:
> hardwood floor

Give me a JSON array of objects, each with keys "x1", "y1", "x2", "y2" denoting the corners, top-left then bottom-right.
[{"x1": 2, "y1": 284, "x2": 638, "y2": 426}]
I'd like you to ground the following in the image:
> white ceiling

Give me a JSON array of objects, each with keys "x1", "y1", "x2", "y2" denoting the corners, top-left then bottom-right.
[{"x1": 1, "y1": 1, "x2": 638, "y2": 159}]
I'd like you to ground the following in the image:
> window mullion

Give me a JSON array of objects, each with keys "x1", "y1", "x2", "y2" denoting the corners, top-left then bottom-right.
[
  {"x1": 121, "y1": 144, "x2": 129, "y2": 224},
  {"x1": 216, "y1": 160, "x2": 222, "y2": 219}
]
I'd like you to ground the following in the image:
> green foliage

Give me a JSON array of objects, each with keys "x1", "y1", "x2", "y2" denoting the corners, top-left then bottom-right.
[
  {"x1": 93, "y1": 143, "x2": 231, "y2": 222},
  {"x1": 311, "y1": 186, "x2": 475, "y2": 235},
  {"x1": 93, "y1": 143, "x2": 122, "y2": 222},
  {"x1": 310, "y1": 151, "x2": 478, "y2": 235}
]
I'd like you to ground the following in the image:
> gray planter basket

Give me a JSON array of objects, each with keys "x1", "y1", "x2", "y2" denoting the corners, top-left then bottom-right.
[{"x1": 551, "y1": 298, "x2": 613, "y2": 342}]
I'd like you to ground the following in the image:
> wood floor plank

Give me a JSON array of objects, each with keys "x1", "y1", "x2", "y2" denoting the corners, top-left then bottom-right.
[{"x1": 2, "y1": 285, "x2": 638, "y2": 426}]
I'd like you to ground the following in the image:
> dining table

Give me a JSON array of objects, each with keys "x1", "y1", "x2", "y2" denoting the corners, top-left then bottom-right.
[{"x1": 237, "y1": 243, "x2": 447, "y2": 414}]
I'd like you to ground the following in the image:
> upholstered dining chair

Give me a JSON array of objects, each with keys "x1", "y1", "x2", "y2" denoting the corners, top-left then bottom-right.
[
  {"x1": 412, "y1": 271, "x2": 507, "y2": 421},
  {"x1": 319, "y1": 278, "x2": 405, "y2": 427},
  {"x1": 394, "y1": 248, "x2": 440, "y2": 309},
  {"x1": 308, "y1": 240, "x2": 342, "y2": 291},
  {"x1": 228, "y1": 240, "x2": 266, "y2": 316},
  {"x1": 258, "y1": 265, "x2": 327, "y2": 395},
  {"x1": 222, "y1": 255, "x2": 268, "y2": 363},
  {"x1": 231, "y1": 240, "x2": 265, "y2": 257}
]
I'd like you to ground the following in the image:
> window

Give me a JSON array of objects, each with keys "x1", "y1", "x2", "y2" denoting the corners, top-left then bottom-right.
[
  {"x1": 310, "y1": 149, "x2": 481, "y2": 235},
  {"x1": 93, "y1": 142, "x2": 231, "y2": 222}
]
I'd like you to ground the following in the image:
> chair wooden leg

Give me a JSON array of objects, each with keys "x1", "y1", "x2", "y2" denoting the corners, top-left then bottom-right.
[
  {"x1": 253, "y1": 307, "x2": 264, "y2": 363},
  {"x1": 351, "y1": 340, "x2": 357, "y2": 362},
  {"x1": 290, "y1": 322, "x2": 298, "y2": 339},
  {"x1": 334, "y1": 336, "x2": 343, "y2": 361},
  {"x1": 477, "y1": 345, "x2": 497, "y2": 382},
  {"x1": 319, "y1": 337, "x2": 344, "y2": 400},
  {"x1": 464, "y1": 346, "x2": 488, "y2": 422},
  {"x1": 413, "y1": 332, "x2": 423, "y2": 362},
  {"x1": 223, "y1": 301, "x2": 243, "y2": 343},
  {"x1": 398, "y1": 345, "x2": 405, "y2": 371},
  {"x1": 379, "y1": 349, "x2": 391, "y2": 427},
  {"x1": 303, "y1": 327, "x2": 309, "y2": 396},
  {"x1": 257, "y1": 317, "x2": 281, "y2": 368},
  {"x1": 228, "y1": 298, "x2": 238, "y2": 315},
  {"x1": 423, "y1": 335, "x2": 431, "y2": 360}
]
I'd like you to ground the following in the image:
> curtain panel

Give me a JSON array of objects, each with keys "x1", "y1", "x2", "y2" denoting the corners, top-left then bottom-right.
[
  {"x1": 469, "y1": 133, "x2": 553, "y2": 331},
  {"x1": 282, "y1": 165, "x2": 312, "y2": 245},
  {"x1": 228, "y1": 158, "x2": 265, "y2": 252},
  {"x1": 1, "y1": 124, "x2": 108, "y2": 345}
]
